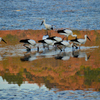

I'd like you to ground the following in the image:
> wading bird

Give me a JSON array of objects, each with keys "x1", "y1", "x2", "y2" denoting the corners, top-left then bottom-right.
[
  {"x1": 0, "y1": 37, "x2": 7, "y2": 44},
  {"x1": 70, "y1": 35, "x2": 91, "y2": 49},
  {"x1": 57, "y1": 29, "x2": 77, "y2": 40},
  {"x1": 41, "y1": 19, "x2": 53, "y2": 34},
  {"x1": 54, "y1": 40, "x2": 74, "y2": 51},
  {"x1": 47, "y1": 36, "x2": 63, "y2": 42},
  {"x1": 38, "y1": 39, "x2": 56, "y2": 50},
  {"x1": 19, "y1": 39, "x2": 39, "y2": 52}
]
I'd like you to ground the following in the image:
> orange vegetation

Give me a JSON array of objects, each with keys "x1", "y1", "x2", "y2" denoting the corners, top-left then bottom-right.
[{"x1": 0, "y1": 29, "x2": 100, "y2": 91}]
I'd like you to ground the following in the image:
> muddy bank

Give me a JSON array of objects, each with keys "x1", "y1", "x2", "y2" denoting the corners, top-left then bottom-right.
[{"x1": 0, "y1": 29, "x2": 99, "y2": 45}]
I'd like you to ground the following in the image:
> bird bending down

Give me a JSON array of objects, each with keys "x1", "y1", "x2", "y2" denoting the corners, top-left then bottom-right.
[
  {"x1": 54, "y1": 40, "x2": 74, "y2": 51},
  {"x1": 41, "y1": 19, "x2": 53, "y2": 34},
  {"x1": 47, "y1": 36, "x2": 63, "y2": 42},
  {"x1": 57, "y1": 29, "x2": 77, "y2": 41},
  {"x1": 46, "y1": 36, "x2": 63, "y2": 50},
  {"x1": 70, "y1": 35, "x2": 91, "y2": 49},
  {"x1": 19, "y1": 39, "x2": 39, "y2": 52},
  {"x1": 0, "y1": 37, "x2": 7, "y2": 44},
  {"x1": 38, "y1": 39, "x2": 56, "y2": 50}
]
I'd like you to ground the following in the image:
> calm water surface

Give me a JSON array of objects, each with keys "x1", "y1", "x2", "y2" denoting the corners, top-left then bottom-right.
[{"x1": 0, "y1": 0, "x2": 100, "y2": 30}]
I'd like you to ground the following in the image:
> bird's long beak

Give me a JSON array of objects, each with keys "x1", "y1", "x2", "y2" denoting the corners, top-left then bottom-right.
[
  {"x1": 41, "y1": 21, "x2": 43, "y2": 25},
  {"x1": 87, "y1": 36, "x2": 91, "y2": 41},
  {"x1": 2, "y1": 39, "x2": 7, "y2": 44}
]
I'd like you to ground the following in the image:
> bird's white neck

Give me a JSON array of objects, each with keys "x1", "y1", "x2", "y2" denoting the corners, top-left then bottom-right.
[
  {"x1": 84, "y1": 35, "x2": 87, "y2": 41},
  {"x1": 43, "y1": 20, "x2": 46, "y2": 24}
]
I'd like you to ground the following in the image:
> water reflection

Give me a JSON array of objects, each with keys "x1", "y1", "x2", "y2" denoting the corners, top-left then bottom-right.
[
  {"x1": 0, "y1": 44, "x2": 100, "y2": 91},
  {"x1": 20, "y1": 52, "x2": 38, "y2": 62},
  {"x1": 55, "y1": 50, "x2": 90, "y2": 61},
  {"x1": 0, "y1": 53, "x2": 7, "y2": 61},
  {"x1": 55, "y1": 52, "x2": 71, "y2": 60},
  {"x1": 71, "y1": 50, "x2": 90, "y2": 61}
]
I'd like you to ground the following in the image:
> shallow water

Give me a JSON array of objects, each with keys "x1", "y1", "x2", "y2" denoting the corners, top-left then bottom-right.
[
  {"x1": 0, "y1": 0, "x2": 100, "y2": 30},
  {"x1": 0, "y1": 41, "x2": 100, "y2": 99},
  {"x1": 0, "y1": 0, "x2": 100, "y2": 99}
]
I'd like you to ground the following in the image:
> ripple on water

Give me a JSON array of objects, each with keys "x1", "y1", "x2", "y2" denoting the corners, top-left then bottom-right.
[{"x1": 0, "y1": 87, "x2": 100, "y2": 100}]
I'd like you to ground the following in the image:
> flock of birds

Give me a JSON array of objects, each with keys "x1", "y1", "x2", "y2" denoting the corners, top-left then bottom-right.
[{"x1": 0, "y1": 19, "x2": 91, "y2": 53}]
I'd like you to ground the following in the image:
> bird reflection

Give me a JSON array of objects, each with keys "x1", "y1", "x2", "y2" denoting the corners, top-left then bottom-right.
[
  {"x1": 55, "y1": 52, "x2": 71, "y2": 60},
  {"x1": 40, "y1": 49, "x2": 60, "y2": 58},
  {"x1": 0, "y1": 53, "x2": 7, "y2": 61},
  {"x1": 20, "y1": 52, "x2": 39, "y2": 62},
  {"x1": 71, "y1": 50, "x2": 90, "y2": 61}
]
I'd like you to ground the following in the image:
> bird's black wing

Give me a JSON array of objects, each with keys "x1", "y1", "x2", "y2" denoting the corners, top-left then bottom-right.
[
  {"x1": 47, "y1": 36, "x2": 55, "y2": 40},
  {"x1": 57, "y1": 29, "x2": 66, "y2": 33},
  {"x1": 38, "y1": 40, "x2": 46, "y2": 43},
  {"x1": 70, "y1": 37, "x2": 80, "y2": 43},
  {"x1": 54, "y1": 42, "x2": 63, "y2": 45},
  {"x1": 19, "y1": 39, "x2": 30, "y2": 43}
]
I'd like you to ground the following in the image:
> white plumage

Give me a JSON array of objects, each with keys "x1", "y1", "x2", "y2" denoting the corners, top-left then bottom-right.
[
  {"x1": 19, "y1": 39, "x2": 38, "y2": 52},
  {"x1": 42, "y1": 34, "x2": 49, "y2": 40},
  {"x1": 57, "y1": 29, "x2": 77, "y2": 40},
  {"x1": 38, "y1": 39, "x2": 56, "y2": 46},
  {"x1": 47, "y1": 36, "x2": 63, "y2": 42},
  {"x1": 41, "y1": 20, "x2": 53, "y2": 30},
  {"x1": 54, "y1": 40, "x2": 73, "y2": 51},
  {"x1": 70, "y1": 35, "x2": 91, "y2": 49}
]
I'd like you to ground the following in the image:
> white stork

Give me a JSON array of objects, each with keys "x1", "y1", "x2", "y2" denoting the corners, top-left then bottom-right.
[
  {"x1": 57, "y1": 29, "x2": 77, "y2": 40},
  {"x1": 70, "y1": 35, "x2": 91, "y2": 49},
  {"x1": 38, "y1": 39, "x2": 56, "y2": 50},
  {"x1": 19, "y1": 39, "x2": 39, "y2": 52},
  {"x1": 54, "y1": 40, "x2": 74, "y2": 51},
  {"x1": 41, "y1": 19, "x2": 53, "y2": 34},
  {"x1": 46, "y1": 36, "x2": 63, "y2": 42}
]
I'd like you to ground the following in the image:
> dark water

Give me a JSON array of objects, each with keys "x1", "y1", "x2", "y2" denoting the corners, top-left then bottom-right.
[{"x1": 0, "y1": 0, "x2": 100, "y2": 30}]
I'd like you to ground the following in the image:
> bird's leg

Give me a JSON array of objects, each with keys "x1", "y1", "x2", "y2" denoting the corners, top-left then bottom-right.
[
  {"x1": 47, "y1": 45, "x2": 49, "y2": 50},
  {"x1": 54, "y1": 45, "x2": 57, "y2": 51},
  {"x1": 37, "y1": 46, "x2": 39, "y2": 53},
  {"x1": 43, "y1": 43, "x2": 45, "y2": 49},
  {"x1": 46, "y1": 30, "x2": 48, "y2": 35},
  {"x1": 79, "y1": 46, "x2": 80, "y2": 50},
  {"x1": 57, "y1": 45, "x2": 62, "y2": 52},
  {"x1": 74, "y1": 44, "x2": 78, "y2": 49},
  {"x1": 49, "y1": 32, "x2": 51, "y2": 37},
  {"x1": 72, "y1": 43, "x2": 78, "y2": 49}
]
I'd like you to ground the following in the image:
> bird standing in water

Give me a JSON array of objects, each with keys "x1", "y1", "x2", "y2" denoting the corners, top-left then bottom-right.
[
  {"x1": 70, "y1": 35, "x2": 91, "y2": 49},
  {"x1": 19, "y1": 39, "x2": 39, "y2": 52},
  {"x1": 57, "y1": 29, "x2": 77, "y2": 41}
]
